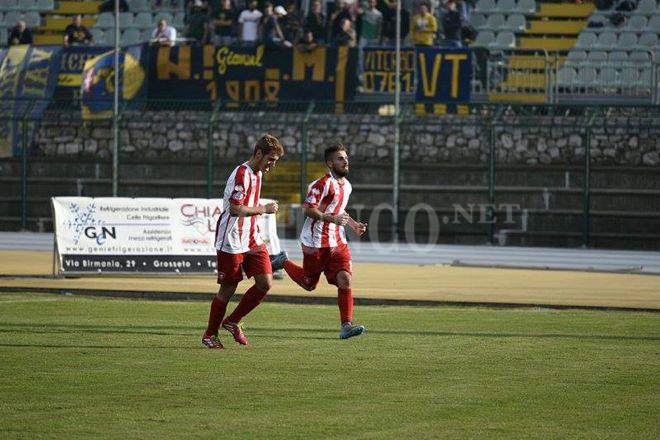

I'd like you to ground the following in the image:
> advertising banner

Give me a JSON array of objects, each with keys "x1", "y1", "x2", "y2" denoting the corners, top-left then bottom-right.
[{"x1": 52, "y1": 197, "x2": 280, "y2": 274}]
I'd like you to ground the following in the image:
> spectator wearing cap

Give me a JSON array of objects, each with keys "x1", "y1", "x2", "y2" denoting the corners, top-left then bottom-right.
[
  {"x1": 260, "y1": 3, "x2": 293, "y2": 48},
  {"x1": 211, "y1": 0, "x2": 236, "y2": 46},
  {"x1": 64, "y1": 14, "x2": 93, "y2": 47},
  {"x1": 152, "y1": 19, "x2": 178, "y2": 46},
  {"x1": 8, "y1": 21, "x2": 33, "y2": 46},
  {"x1": 334, "y1": 17, "x2": 356, "y2": 47},
  {"x1": 238, "y1": 1, "x2": 263, "y2": 45},
  {"x1": 412, "y1": 1, "x2": 437, "y2": 46},
  {"x1": 305, "y1": 0, "x2": 326, "y2": 44}
]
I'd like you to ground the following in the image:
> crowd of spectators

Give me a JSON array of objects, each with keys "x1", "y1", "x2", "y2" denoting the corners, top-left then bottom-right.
[{"x1": 178, "y1": 0, "x2": 476, "y2": 48}]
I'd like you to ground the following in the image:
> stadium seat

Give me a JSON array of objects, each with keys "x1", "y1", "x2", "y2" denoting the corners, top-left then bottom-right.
[
  {"x1": 646, "y1": 15, "x2": 660, "y2": 32},
  {"x1": 134, "y1": 12, "x2": 152, "y2": 29},
  {"x1": 476, "y1": 0, "x2": 496, "y2": 13},
  {"x1": 23, "y1": 11, "x2": 40, "y2": 27},
  {"x1": 92, "y1": 28, "x2": 104, "y2": 44},
  {"x1": 119, "y1": 12, "x2": 134, "y2": 28},
  {"x1": 98, "y1": 29, "x2": 115, "y2": 46},
  {"x1": 130, "y1": 0, "x2": 150, "y2": 13},
  {"x1": 0, "y1": 0, "x2": 18, "y2": 12},
  {"x1": 121, "y1": 28, "x2": 141, "y2": 45},
  {"x1": 516, "y1": 0, "x2": 537, "y2": 14},
  {"x1": 495, "y1": 0, "x2": 517, "y2": 13},
  {"x1": 595, "y1": 31, "x2": 617, "y2": 49},
  {"x1": 638, "y1": 68, "x2": 652, "y2": 86},
  {"x1": 617, "y1": 32, "x2": 638, "y2": 49},
  {"x1": 36, "y1": 0, "x2": 54, "y2": 11},
  {"x1": 557, "y1": 67, "x2": 577, "y2": 86},
  {"x1": 567, "y1": 50, "x2": 587, "y2": 64},
  {"x1": 588, "y1": 50, "x2": 608, "y2": 62},
  {"x1": 470, "y1": 12, "x2": 486, "y2": 29},
  {"x1": 577, "y1": 67, "x2": 598, "y2": 87},
  {"x1": 609, "y1": 51, "x2": 629, "y2": 61},
  {"x1": 620, "y1": 67, "x2": 638, "y2": 85},
  {"x1": 494, "y1": 31, "x2": 516, "y2": 48},
  {"x1": 506, "y1": 14, "x2": 526, "y2": 31},
  {"x1": 599, "y1": 67, "x2": 618, "y2": 85},
  {"x1": 474, "y1": 30, "x2": 495, "y2": 47},
  {"x1": 636, "y1": 0, "x2": 657, "y2": 14},
  {"x1": 154, "y1": 12, "x2": 174, "y2": 24},
  {"x1": 0, "y1": 28, "x2": 6, "y2": 44},
  {"x1": 637, "y1": 32, "x2": 658, "y2": 49},
  {"x1": 96, "y1": 12, "x2": 114, "y2": 29},
  {"x1": 141, "y1": 28, "x2": 153, "y2": 42},
  {"x1": 173, "y1": 12, "x2": 186, "y2": 28},
  {"x1": 630, "y1": 50, "x2": 651, "y2": 62},
  {"x1": 628, "y1": 15, "x2": 647, "y2": 31},
  {"x1": 486, "y1": 13, "x2": 506, "y2": 30},
  {"x1": 2, "y1": 11, "x2": 21, "y2": 27},
  {"x1": 575, "y1": 32, "x2": 597, "y2": 49},
  {"x1": 23, "y1": 0, "x2": 38, "y2": 11}
]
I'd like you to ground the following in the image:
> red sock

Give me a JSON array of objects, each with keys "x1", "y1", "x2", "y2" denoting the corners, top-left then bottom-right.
[
  {"x1": 205, "y1": 296, "x2": 228, "y2": 336},
  {"x1": 225, "y1": 285, "x2": 268, "y2": 323},
  {"x1": 284, "y1": 260, "x2": 309, "y2": 289},
  {"x1": 338, "y1": 288, "x2": 353, "y2": 324}
]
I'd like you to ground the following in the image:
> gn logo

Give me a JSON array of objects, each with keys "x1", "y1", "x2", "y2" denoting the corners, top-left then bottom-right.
[{"x1": 84, "y1": 226, "x2": 117, "y2": 245}]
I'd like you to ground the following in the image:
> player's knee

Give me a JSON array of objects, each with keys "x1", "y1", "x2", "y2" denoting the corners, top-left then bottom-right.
[
  {"x1": 255, "y1": 279, "x2": 272, "y2": 292},
  {"x1": 336, "y1": 272, "x2": 351, "y2": 289}
]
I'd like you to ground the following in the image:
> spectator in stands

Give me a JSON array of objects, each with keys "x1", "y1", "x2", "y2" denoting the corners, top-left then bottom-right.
[
  {"x1": 357, "y1": 0, "x2": 382, "y2": 47},
  {"x1": 156, "y1": 0, "x2": 179, "y2": 8},
  {"x1": 412, "y1": 1, "x2": 437, "y2": 46},
  {"x1": 238, "y1": 1, "x2": 263, "y2": 45},
  {"x1": 211, "y1": 0, "x2": 236, "y2": 46},
  {"x1": 335, "y1": 17, "x2": 356, "y2": 46},
  {"x1": 8, "y1": 21, "x2": 33, "y2": 46},
  {"x1": 64, "y1": 15, "x2": 93, "y2": 47},
  {"x1": 151, "y1": 19, "x2": 178, "y2": 46},
  {"x1": 441, "y1": 0, "x2": 462, "y2": 47},
  {"x1": 305, "y1": 0, "x2": 326, "y2": 44},
  {"x1": 99, "y1": 0, "x2": 129, "y2": 13},
  {"x1": 281, "y1": 2, "x2": 304, "y2": 43},
  {"x1": 260, "y1": 3, "x2": 293, "y2": 48},
  {"x1": 296, "y1": 29, "x2": 318, "y2": 52},
  {"x1": 186, "y1": 1, "x2": 209, "y2": 44},
  {"x1": 330, "y1": 0, "x2": 353, "y2": 42},
  {"x1": 381, "y1": 0, "x2": 410, "y2": 46}
]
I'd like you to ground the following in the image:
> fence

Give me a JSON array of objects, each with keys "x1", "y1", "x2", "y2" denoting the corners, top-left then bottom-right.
[{"x1": 1, "y1": 100, "x2": 659, "y2": 250}]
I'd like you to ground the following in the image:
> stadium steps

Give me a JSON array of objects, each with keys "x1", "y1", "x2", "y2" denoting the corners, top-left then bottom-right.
[
  {"x1": 489, "y1": 2, "x2": 592, "y2": 103},
  {"x1": 33, "y1": 1, "x2": 101, "y2": 46}
]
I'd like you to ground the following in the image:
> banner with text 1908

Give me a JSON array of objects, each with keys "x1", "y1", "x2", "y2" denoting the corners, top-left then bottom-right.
[{"x1": 52, "y1": 197, "x2": 280, "y2": 274}]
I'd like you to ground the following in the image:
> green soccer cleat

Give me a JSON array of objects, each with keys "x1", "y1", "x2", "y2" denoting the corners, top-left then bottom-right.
[{"x1": 339, "y1": 324, "x2": 366, "y2": 340}]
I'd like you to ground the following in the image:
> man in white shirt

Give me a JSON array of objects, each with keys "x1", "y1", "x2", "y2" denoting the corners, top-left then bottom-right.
[
  {"x1": 151, "y1": 19, "x2": 177, "y2": 46},
  {"x1": 238, "y1": 1, "x2": 262, "y2": 45}
]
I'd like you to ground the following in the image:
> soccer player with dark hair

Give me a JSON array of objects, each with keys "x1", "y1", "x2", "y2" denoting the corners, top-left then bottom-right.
[
  {"x1": 271, "y1": 142, "x2": 367, "y2": 339},
  {"x1": 202, "y1": 134, "x2": 284, "y2": 349}
]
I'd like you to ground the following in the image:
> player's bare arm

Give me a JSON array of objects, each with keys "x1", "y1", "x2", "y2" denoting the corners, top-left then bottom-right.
[
  {"x1": 304, "y1": 206, "x2": 349, "y2": 225},
  {"x1": 230, "y1": 202, "x2": 278, "y2": 217},
  {"x1": 347, "y1": 216, "x2": 367, "y2": 236}
]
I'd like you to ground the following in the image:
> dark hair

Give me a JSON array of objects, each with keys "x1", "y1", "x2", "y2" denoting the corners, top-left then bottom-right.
[
  {"x1": 324, "y1": 142, "x2": 347, "y2": 162},
  {"x1": 254, "y1": 134, "x2": 284, "y2": 157}
]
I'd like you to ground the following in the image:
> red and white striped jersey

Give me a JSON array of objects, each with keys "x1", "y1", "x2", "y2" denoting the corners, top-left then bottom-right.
[
  {"x1": 300, "y1": 173, "x2": 352, "y2": 248},
  {"x1": 215, "y1": 162, "x2": 264, "y2": 254}
]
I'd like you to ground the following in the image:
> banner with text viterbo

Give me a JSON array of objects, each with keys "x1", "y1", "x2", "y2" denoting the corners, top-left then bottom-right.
[{"x1": 52, "y1": 197, "x2": 280, "y2": 274}]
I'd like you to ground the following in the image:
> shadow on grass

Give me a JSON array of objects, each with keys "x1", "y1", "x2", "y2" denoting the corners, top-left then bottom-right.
[{"x1": 0, "y1": 323, "x2": 658, "y2": 342}]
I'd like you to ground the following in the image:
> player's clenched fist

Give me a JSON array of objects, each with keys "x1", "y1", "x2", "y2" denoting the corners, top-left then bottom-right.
[{"x1": 263, "y1": 202, "x2": 279, "y2": 214}]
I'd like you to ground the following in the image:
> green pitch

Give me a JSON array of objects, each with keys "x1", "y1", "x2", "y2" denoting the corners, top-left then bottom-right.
[{"x1": 0, "y1": 293, "x2": 658, "y2": 439}]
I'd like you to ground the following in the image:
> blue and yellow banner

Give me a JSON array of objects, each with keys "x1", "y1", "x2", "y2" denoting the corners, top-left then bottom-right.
[
  {"x1": 0, "y1": 45, "x2": 63, "y2": 157},
  {"x1": 362, "y1": 47, "x2": 415, "y2": 94},
  {"x1": 147, "y1": 45, "x2": 358, "y2": 104},
  {"x1": 414, "y1": 47, "x2": 471, "y2": 114},
  {"x1": 81, "y1": 44, "x2": 147, "y2": 119}
]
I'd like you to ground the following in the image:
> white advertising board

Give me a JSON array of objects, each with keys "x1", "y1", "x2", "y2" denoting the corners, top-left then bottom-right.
[{"x1": 51, "y1": 197, "x2": 280, "y2": 274}]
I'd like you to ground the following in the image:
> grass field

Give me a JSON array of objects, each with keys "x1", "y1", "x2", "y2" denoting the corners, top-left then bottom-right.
[{"x1": 1, "y1": 292, "x2": 658, "y2": 439}]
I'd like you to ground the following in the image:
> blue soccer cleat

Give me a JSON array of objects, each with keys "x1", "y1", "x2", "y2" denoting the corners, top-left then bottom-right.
[
  {"x1": 339, "y1": 324, "x2": 366, "y2": 340},
  {"x1": 270, "y1": 251, "x2": 288, "y2": 272}
]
